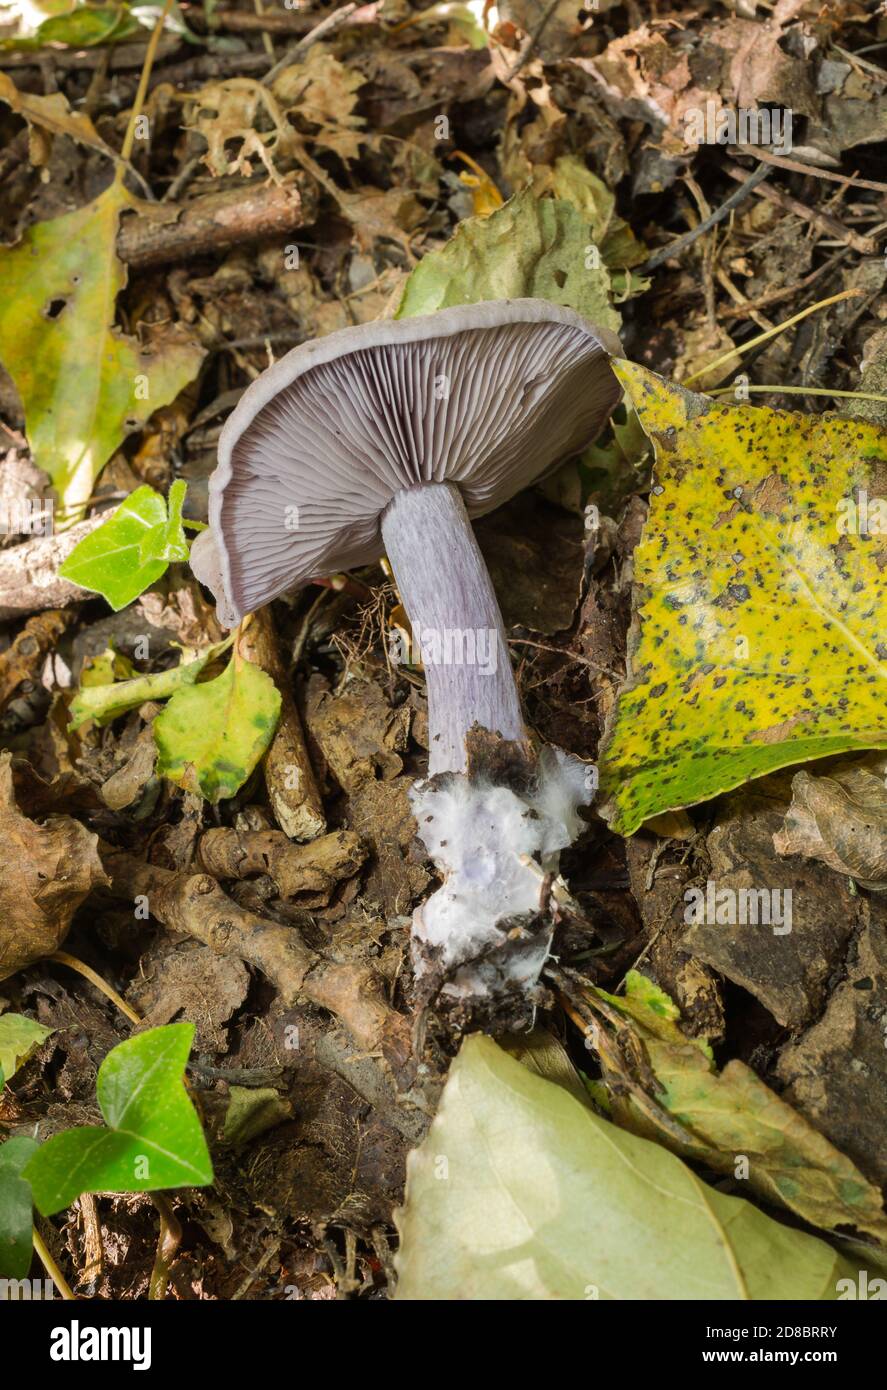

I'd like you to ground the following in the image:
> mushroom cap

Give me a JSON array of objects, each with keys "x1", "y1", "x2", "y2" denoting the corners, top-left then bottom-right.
[{"x1": 208, "y1": 298, "x2": 623, "y2": 621}]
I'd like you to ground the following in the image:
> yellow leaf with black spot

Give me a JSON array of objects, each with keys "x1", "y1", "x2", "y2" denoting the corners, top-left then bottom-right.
[{"x1": 599, "y1": 362, "x2": 887, "y2": 836}]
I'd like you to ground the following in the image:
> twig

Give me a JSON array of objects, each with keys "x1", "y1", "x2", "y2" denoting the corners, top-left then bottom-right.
[
  {"x1": 262, "y1": 3, "x2": 358, "y2": 87},
  {"x1": 643, "y1": 163, "x2": 769, "y2": 271},
  {"x1": 502, "y1": 0, "x2": 562, "y2": 84},
  {"x1": 730, "y1": 145, "x2": 887, "y2": 195},
  {"x1": 722, "y1": 160, "x2": 876, "y2": 254},
  {"x1": 718, "y1": 249, "x2": 848, "y2": 320}
]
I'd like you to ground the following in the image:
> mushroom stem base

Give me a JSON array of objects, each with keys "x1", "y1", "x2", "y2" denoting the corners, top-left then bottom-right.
[{"x1": 381, "y1": 482, "x2": 523, "y2": 775}]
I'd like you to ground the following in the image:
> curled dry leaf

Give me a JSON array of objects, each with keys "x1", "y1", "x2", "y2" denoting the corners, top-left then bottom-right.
[
  {"x1": 0, "y1": 752, "x2": 107, "y2": 980},
  {"x1": 774, "y1": 762, "x2": 887, "y2": 890}
]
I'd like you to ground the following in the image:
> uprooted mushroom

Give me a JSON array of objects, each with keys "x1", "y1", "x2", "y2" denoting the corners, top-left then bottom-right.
[{"x1": 191, "y1": 299, "x2": 622, "y2": 1013}]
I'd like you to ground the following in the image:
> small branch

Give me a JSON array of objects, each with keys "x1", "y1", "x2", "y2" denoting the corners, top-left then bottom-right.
[
  {"x1": 235, "y1": 607, "x2": 326, "y2": 841},
  {"x1": 0, "y1": 512, "x2": 110, "y2": 623},
  {"x1": 102, "y1": 850, "x2": 413, "y2": 1080},
  {"x1": 644, "y1": 163, "x2": 769, "y2": 272},
  {"x1": 263, "y1": 3, "x2": 359, "y2": 87},
  {"x1": 722, "y1": 160, "x2": 876, "y2": 255},
  {"x1": 117, "y1": 179, "x2": 316, "y2": 270}
]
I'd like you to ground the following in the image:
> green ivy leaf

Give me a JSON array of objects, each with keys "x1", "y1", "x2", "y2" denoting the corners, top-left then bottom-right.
[
  {"x1": 59, "y1": 481, "x2": 190, "y2": 610},
  {"x1": 0, "y1": 1014, "x2": 53, "y2": 1082},
  {"x1": 0, "y1": 1137, "x2": 39, "y2": 1280},
  {"x1": 154, "y1": 650, "x2": 281, "y2": 803},
  {"x1": 22, "y1": 1024, "x2": 213, "y2": 1217}
]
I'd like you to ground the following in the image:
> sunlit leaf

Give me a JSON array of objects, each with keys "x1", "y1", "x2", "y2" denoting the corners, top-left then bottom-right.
[
  {"x1": 396, "y1": 185, "x2": 619, "y2": 332},
  {"x1": 0, "y1": 183, "x2": 204, "y2": 519},
  {"x1": 153, "y1": 648, "x2": 281, "y2": 803},
  {"x1": 59, "y1": 481, "x2": 190, "y2": 610},
  {"x1": 599, "y1": 361, "x2": 887, "y2": 835},
  {"x1": 0, "y1": 1014, "x2": 53, "y2": 1082}
]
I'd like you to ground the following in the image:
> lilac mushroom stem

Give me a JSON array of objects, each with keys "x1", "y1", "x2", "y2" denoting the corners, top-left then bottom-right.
[{"x1": 381, "y1": 482, "x2": 523, "y2": 775}]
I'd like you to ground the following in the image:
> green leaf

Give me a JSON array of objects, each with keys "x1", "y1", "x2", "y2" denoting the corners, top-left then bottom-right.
[
  {"x1": 0, "y1": 1137, "x2": 39, "y2": 1280},
  {"x1": 60, "y1": 480, "x2": 191, "y2": 609},
  {"x1": 394, "y1": 1034, "x2": 868, "y2": 1300},
  {"x1": 1, "y1": 5, "x2": 145, "y2": 51},
  {"x1": 154, "y1": 650, "x2": 281, "y2": 803},
  {"x1": 599, "y1": 361, "x2": 887, "y2": 835},
  {"x1": 396, "y1": 185, "x2": 619, "y2": 332},
  {"x1": 22, "y1": 1024, "x2": 213, "y2": 1216},
  {"x1": 68, "y1": 636, "x2": 231, "y2": 729},
  {"x1": 0, "y1": 183, "x2": 204, "y2": 519},
  {"x1": 0, "y1": 1014, "x2": 53, "y2": 1081}
]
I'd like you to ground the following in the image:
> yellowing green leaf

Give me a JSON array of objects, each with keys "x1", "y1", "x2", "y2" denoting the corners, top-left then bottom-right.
[
  {"x1": 153, "y1": 650, "x2": 281, "y2": 803},
  {"x1": 591, "y1": 974, "x2": 887, "y2": 1247},
  {"x1": 394, "y1": 1035, "x2": 864, "y2": 1300},
  {"x1": 599, "y1": 361, "x2": 887, "y2": 835},
  {"x1": 0, "y1": 1013, "x2": 53, "y2": 1081},
  {"x1": 396, "y1": 185, "x2": 619, "y2": 332},
  {"x1": 0, "y1": 183, "x2": 204, "y2": 519}
]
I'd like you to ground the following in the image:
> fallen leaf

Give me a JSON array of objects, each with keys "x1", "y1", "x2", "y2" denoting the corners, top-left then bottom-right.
[
  {"x1": 0, "y1": 72, "x2": 118, "y2": 168},
  {"x1": 591, "y1": 973, "x2": 887, "y2": 1247},
  {"x1": 396, "y1": 184, "x2": 620, "y2": 333},
  {"x1": 0, "y1": 1013, "x2": 53, "y2": 1081},
  {"x1": 774, "y1": 761, "x2": 887, "y2": 890},
  {"x1": 394, "y1": 1034, "x2": 865, "y2": 1299},
  {"x1": 599, "y1": 362, "x2": 887, "y2": 835},
  {"x1": 0, "y1": 752, "x2": 107, "y2": 981},
  {"x1": 0, "y1": 182, "x2": 204, "y2": 518},
  {"x1": 153, "y1": 648, "x2": 281, "y2": 803}
]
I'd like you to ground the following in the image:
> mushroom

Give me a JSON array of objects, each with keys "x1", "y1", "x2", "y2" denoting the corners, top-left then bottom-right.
[
  {"x1": 192, "y1": 298, "x2": 622, "y2": 1002},
  {"x1": 192, "y1": 298, "x2": 621, "y2": 770}
]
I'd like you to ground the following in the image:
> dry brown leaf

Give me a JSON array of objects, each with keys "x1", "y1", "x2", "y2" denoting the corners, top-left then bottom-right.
[
  {"x1": 774, "y1": 761, "x2": 887, "y2": 890},
  {"x1": 0, "y1": 72, "x2": 118, "y2": 169},
  {"x1": 0, "y1": 751, "x2": 107, "y2": 980}
]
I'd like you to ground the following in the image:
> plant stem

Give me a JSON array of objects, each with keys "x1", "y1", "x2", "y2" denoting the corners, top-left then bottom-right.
[
  {"x1": 49, "y1": 952, "x2": 141, "y2": 1025},
  {"x1": 148, "y1": 1194, "x2": 182, "y2": 1300},
  {"x1": 33, "y1": 1226, "x2": 76, "y2": 1301},
  {"x1": 709, "y1": 385, "x2": 887, "y2": 405},
  {"x1": 117, "y1": 0, "x2": 174, "y2": 173},
  {"x1": 684, "y1": 289, "x2": 863, "y2": 386}
]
